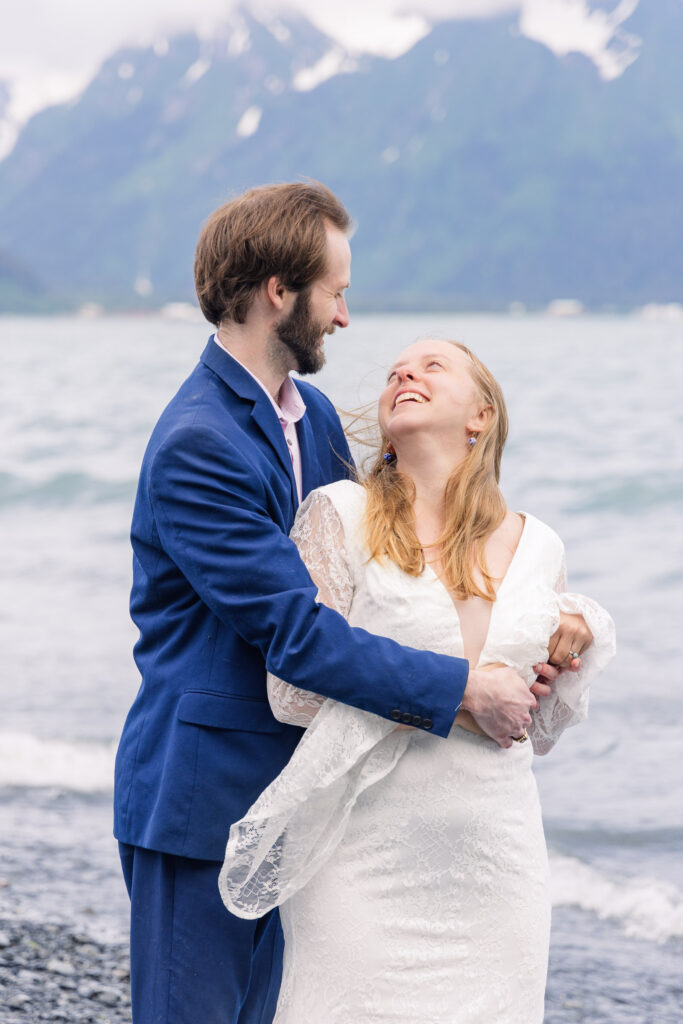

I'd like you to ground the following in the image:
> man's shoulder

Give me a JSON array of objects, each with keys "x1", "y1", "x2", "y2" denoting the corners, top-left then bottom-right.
[
  {"x1": 155, "y1": 357, "x2": 239, "y2": 428},
  {"x1": 141, "y1": 361, "x2": 245, "y2": 472}
]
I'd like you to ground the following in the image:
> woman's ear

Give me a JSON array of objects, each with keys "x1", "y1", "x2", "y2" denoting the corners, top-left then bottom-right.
[{"x1": 466, "y1": 403, "x2": 493, "y2": 433}]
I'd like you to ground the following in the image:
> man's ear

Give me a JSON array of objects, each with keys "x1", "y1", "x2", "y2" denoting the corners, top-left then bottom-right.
[{"x1": 264, "y1": 275, "x2": 288, "y2": 311}]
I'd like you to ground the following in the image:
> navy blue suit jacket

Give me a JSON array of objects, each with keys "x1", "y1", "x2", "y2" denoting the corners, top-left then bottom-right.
[{"x1": 114, "y1": 340, "x2": 469, "y2": 861}]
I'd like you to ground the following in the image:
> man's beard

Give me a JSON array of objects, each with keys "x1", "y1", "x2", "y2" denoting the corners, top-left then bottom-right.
[{"x1": 275, "y1": 289, "x2": 333, "y2": 375}]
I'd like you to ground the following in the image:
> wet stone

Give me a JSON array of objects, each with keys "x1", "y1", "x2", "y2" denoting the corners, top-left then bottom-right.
[
  {"x1": 47, "y1": 958, "x2": 75, "y2": 975},
  {"x1": 95, "y1": 985, "x2": 123, "y2": 1006},
  {"x1": 8, "y1": 993, "x2": 31, "y2": 1009},
  {"x1": 0, "y1": 918, "x2": 131, "y2": 1024},
  {"x1": 17, "y1": 968, "x2": 42, "y2": 983},
  {"x1": 78, "y1": 980, "x2": 102, "y2": 999}
]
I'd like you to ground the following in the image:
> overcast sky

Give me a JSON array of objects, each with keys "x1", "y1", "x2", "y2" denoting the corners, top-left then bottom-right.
[{"x1": 1, "y1": 1, "x2": 640, "y2": 124}]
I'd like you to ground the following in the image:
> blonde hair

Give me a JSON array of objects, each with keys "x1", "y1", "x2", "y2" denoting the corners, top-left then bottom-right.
[{"x1": 362, "y1": 341, "x2": 508, "y2": 601}]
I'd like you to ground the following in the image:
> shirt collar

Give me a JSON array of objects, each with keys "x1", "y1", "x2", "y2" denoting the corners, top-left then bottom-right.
[
  {"x1": 213, "y1": 334, "x2": 306, "y2": 424},
  {"x1": 277, "y1": 374, "x2": 306, "y2": 425}
]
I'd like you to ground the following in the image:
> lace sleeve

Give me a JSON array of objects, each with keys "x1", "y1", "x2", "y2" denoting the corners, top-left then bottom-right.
[
  {"x1": 528, "y1": 550, "x2": 616, "y2": 755},
  {"x1": 219, "y1": 484, "x2": 414, "y2": 919},
  {"x1": 267, "y1": 490, "x2": 354, "y2": 728}
]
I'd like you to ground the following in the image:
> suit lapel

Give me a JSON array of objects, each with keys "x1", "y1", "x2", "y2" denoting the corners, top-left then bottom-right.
[
  {"x1": 297, "y1": 413, "x2": 318, "y2": 500},
  {"x1": 200, "y1": 340, "x2": 298, "y2": 506},
  {"x1": 249, "y1": 400, "x2": 298, "y2": 499}
]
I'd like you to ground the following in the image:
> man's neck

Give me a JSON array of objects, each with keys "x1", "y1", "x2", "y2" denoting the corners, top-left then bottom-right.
[{"x1": 216, "y1": 324, "x2": 291, "y2": 404}]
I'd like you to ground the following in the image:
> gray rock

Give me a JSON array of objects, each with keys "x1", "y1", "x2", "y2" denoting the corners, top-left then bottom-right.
[
  {"x1": 0, "y1": 930, "x2": 11, "y2": 948},
  {"x1": 18, "y1": 968, "x2": 43, "y2": 983},
  {"x1": 94, "y1": 985, "x2": 122, "y2": 1006},
  {"x1": 0, "y1": 918, "x2": 131, "y2": 1023},
  {"x1": 77, "y1": 980, "x2": 102, "y2": 999},
  {"x1": 47, "y1": 957, "x2": 75, "y2": 976},
  {"x1": 8, "y1": 991, "x2": 31, "y2": 1009}
]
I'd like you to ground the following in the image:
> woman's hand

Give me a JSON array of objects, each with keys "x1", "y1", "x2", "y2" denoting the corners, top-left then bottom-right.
[
  {"x1": 547, "y1": 611, "x2": 593, "y2": 669},
  {"x1": 530, "y1": 662, "x2": 558, "y2": 698}
]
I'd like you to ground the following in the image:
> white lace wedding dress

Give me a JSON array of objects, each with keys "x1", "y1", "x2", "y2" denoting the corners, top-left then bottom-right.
[{"x1": 220, "y1": 480, "x2": 615, "y2": 1024}]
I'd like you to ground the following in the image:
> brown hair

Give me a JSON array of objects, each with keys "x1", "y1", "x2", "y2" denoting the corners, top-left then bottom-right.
[
  {"x1": 363, "y1": 342, "x2": 509, "y2": 601},
  {"x1": 194, "y1": 181, "x2": 352, "y2": 325}
]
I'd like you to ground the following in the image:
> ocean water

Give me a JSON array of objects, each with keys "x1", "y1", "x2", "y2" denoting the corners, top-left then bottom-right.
[{"x1": 1, "y1": 313, "x2": 682, "y2": 1018}]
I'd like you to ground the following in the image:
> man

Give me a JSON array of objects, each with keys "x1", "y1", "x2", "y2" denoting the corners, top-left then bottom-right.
[{"x1": 114, "y1": 182, "x2": 587, "y2": 1023}]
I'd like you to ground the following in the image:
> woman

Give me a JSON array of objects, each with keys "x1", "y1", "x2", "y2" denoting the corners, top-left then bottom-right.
[{"x1": 220, "y1": 339, "x2": 615, "y2": 1022}]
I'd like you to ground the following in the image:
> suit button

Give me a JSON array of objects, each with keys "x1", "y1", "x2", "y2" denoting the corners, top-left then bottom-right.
[
  {"x1": 422, "y1": 719, "x2": 433, "y2": 730},
  {"x1": 400, "y1": 713, "x2": 412, "y2": 724},
  {"x1": 390, "y1": 709, "x2": 402, "y2": 722},
  {"x1": 411, "y1": 715, "x2": 423, "y2": 726}
]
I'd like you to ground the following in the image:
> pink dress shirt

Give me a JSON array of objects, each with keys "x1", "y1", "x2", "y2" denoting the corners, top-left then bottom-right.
[{"x1": 213, "y1": 335, "x2": 306, "y2": 502}]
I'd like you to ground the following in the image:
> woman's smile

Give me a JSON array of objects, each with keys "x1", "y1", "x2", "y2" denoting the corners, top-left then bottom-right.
[{"x1": 393, "y1": 389, "x2": 429, "y2": 408}]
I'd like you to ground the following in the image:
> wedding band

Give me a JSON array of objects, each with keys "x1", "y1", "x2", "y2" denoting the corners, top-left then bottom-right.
[
  {"x1": 568, "y1": 651, "x2": 580, "y2": 660},
  {"x1": 512, "y1": 731, "x2": 528, "y2": 743}
]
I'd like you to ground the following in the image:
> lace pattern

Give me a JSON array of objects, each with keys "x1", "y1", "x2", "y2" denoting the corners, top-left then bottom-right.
[
  {"x1": 267, "y1": 490, "x2": 354, "y2": 728},
  {"x1": 221, "y1": 484, "x2": 615, "y2": 920},
  {"x1": 527, "y1": 558, "x2": 617, "y2": 755},
  {"x1": 219, "y1": 482, "x2": 615, "y2": 1023}
]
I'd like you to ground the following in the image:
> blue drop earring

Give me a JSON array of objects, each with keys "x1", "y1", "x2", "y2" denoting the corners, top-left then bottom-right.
[
  {"x1": 383, "y1": 443, "x2": 396, "y2": 463},
  {"x1": 468, "y1": 435, "x2": 477, "y2": 448}
]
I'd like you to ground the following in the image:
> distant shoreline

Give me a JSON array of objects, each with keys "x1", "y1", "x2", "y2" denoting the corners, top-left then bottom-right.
[{"x1": 1, "y1": 301, "x2": 682, "y2": 321}]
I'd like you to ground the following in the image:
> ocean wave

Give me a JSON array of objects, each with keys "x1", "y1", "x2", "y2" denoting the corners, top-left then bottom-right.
[
  {"x1": 0, "y1": 732, "x2": 115, "y2": 792},
  {"x1": 566, "y1": 474, "x2": 683, "y2": 514},
  {"x1": 0, "y1": 470, "x2": 135, "y2": 507},
  {"x1": 549, "y1": 852, "x2": 683, "y2": 944},
  {"x1": 3, "y1": 733, "x2": 682, "y2": 945}
]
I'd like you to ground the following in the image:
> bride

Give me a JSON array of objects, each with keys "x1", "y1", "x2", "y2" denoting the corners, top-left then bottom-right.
[{"x1": 220, "y1": 338, "x2": 615, "y2": 1023}]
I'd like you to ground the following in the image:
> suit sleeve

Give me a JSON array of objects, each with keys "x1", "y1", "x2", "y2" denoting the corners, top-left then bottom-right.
[{"x1": 150, "y1": 424, "x2": 468, "y2": 738}]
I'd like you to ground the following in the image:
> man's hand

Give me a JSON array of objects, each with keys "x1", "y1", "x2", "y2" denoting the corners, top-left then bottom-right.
[
  {"x1": 547, "y1": 612, "x2": 593, "y2": 669},
  {"x1": 461, "y1": 663, "x2": 536, "y2": 749}
]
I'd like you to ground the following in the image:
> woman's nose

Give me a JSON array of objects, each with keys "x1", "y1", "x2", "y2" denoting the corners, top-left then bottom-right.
[{"x1": 396, "y1": 366, "x2": 416, "y2": 382}]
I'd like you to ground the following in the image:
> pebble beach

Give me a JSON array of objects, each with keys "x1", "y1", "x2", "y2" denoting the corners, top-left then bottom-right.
[{"x1": 0, "y1": 920, "x2": 130, "y2": 1023}]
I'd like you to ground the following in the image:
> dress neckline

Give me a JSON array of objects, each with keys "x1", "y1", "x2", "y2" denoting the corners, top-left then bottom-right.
[{"x1": 422, "y1": 513, "x2": 533, "y2": 665}]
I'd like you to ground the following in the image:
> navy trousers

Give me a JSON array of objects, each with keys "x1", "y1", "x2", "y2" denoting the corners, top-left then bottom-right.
[{"x1": 119, "y1": 843, "x2": 283, "y2": 1024}]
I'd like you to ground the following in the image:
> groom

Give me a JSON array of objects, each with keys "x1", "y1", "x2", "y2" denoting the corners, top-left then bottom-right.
[{"x1": 114, "y1": 181, "x2": 574, "y2": 1024}]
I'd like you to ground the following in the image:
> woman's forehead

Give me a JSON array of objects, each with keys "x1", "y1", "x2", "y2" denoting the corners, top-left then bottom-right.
[{"x1": 391, "y1": 338, "x2": 466, "y2": 368}]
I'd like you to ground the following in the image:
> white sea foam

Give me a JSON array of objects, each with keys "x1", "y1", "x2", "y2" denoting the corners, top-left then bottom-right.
[
  {"x1": 549, "y1": 852, "x2": 683, "y2": 944},
  {"x1": 0, "y1": 732, "x2": 115, "y2": 792},
  {"x1": 3, "y1": 733, "x2": 682, "y2": 945}
]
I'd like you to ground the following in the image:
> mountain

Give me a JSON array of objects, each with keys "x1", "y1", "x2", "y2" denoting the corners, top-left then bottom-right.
[
  {"x1": 0, "y1": 2, "x2": 680, "y2": 312},
  {"x1": 0, "y1": 244, "x2": 50, "y2": 312}
]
